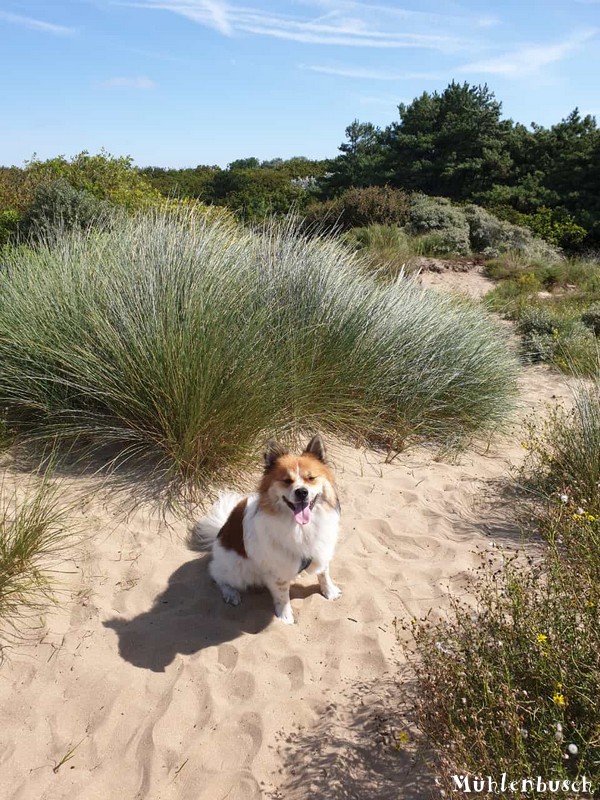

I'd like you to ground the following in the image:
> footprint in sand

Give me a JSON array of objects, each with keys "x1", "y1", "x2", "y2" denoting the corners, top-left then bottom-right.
[
  {"x1": 209, "y1": 711, "x2": 263, "y2": 770},
  {"x1": 217, "y1": 642, "x2": 239, "y2": 670},
  {"x1": 278, "y1": 655, "x2": 304, "y2": 690}
]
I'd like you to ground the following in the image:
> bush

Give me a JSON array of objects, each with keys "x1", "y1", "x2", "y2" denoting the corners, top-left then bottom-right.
[
  {"x1": 515, "y1": 306, "x2": 597, "y2": 372},
  {"x1": 0, "y1": 211, "x2": 518, "y2": 498},
  {"x1": 464, "y1": 205, "x2": 562, "y2": 262},
  {"x1": 406, "y1": 195, "x2": 471, "y2": 256},
  {"x1": 20, "y1": 179, "x2": 114, "y2": 238},
  {"x1": 25, "y1": 150, "x2": 164, "y2": 212},
  {"x1": 0, "y1": 209, "x2": 20, "y2": 246},
  {"x1": 304, "y1": 186, "x2": 409, "y2": 231},
  {"x1": 516, "y1": 305, "x2": 559, "y2": 337},
  {"x1": 581, "y1": 302, "x2": 600, "y2": 336}
]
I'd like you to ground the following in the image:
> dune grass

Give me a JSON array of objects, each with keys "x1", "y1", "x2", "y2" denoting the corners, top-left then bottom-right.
[
  {"x1": 0, "y1": 211, "x2": 518, "y2": 497},
  {"x1": 0, "y1": 468, "x2": 73, "y2": 650}
]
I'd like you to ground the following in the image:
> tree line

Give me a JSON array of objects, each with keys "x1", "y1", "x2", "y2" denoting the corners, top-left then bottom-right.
[{"x1": 1, "y1": 82, "x2": 598, "y2": 250}]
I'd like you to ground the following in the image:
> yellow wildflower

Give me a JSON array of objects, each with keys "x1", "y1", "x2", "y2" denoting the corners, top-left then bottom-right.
[{"x1": 553, "y1": 692, "x2": 566, "y2": 708}]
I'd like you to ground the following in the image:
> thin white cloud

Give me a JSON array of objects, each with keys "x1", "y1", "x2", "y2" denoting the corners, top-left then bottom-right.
[
  {"x1": 100, "y1": 76, "x2": 156, "y2": 89},
  {"x1": 358, "y1": 94, "x2": 408, "y2": 107},
  {"x1": 458, "y1": 29, "x2": 597, "y2": 77},
  {"x1": 0, "y1": 10, "x2": 75, "y2": 36},
  {"x1": 124, "y1": 1, "x2": 475, "y2": 52},
  {"x1": 158, "y1": 0, "x2": 231, "y2": 33},
  {"x1": 301, "y1": 64, "x2": 443, "y2": 80},
  {"x1": 301, "y1": 0, "x2": 496, "y2": 29}
]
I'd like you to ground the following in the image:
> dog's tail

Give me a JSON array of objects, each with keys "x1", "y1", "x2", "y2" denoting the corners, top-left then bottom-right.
[{"x1": 187, "y1": 492, "x2": 246, "y2": 552}]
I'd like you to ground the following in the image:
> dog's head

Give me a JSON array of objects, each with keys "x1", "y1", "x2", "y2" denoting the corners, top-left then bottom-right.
[{"x1": 259, "y1": 435, "x2": 338, "y2": 525}]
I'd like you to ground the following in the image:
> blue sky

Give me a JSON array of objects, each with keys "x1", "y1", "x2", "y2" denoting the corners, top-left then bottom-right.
[{"x1": 1, "y1": 0, "x2": 598, "y2": 167}]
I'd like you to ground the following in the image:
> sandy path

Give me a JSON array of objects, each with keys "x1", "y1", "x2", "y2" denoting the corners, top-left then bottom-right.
[{"x1": 0, "y1": 278, "x2": 575, "y2": 799}]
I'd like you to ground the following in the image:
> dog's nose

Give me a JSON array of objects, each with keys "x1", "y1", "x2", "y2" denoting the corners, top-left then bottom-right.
[{"x1": 294, "y1": 486, "x2": 309, "y2": 501}]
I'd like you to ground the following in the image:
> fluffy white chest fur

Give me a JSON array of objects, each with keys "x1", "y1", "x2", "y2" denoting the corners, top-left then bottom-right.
[{"x1": 194, "y1": 435, "x2": 342, "y2": 624}]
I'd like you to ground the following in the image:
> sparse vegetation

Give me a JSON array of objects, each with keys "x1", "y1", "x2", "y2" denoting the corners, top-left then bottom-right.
[
  {"x1": 485, "y1": 256, "x2": 600, "y2": 374},
  {"x1": 406, "y1": 381, "x2": 600, "y2": 792},
  {"x1": 0, "y1": 468, "x2": 73, "y2": 651}
]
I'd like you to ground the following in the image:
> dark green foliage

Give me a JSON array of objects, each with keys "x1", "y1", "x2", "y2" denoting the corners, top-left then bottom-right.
[
  {"x1": 383, "y1": 82, "x2": 513, "y2": 199},
  {"x1": 321, "y1": 85, "x2": 600, "y2": 252},
  {"x1": 325, "y1": 120, "x2": 386, "y2": 193},
  {"x1": 140, "y1": 164, "x2": 220, "y2": 200}
]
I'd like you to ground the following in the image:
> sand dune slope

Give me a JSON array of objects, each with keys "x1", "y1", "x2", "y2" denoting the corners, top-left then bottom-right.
[{"x1": 0, "y1": 364, "x2": 574, "y2": 800}]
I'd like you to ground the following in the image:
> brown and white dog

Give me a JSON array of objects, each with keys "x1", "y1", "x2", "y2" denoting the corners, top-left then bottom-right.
[{"x1": 194, "y1": 435, "x2": 341, "y2": 624}]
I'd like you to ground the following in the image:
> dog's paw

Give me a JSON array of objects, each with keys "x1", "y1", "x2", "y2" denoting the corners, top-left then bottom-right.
[
  {"x1": 275, "y1": 604, "x2": 295, "y2": 625},
  {"x1": 220, "y1": 584, "x2": 241, "y2": 606},
  {"x1": 322, "y1": 584, "x2": 342, "y2": 601}
]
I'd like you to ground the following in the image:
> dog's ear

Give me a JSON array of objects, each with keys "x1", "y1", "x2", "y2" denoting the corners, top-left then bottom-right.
[
  {"x1": 264, "y1": 440, "x2": 288, "y2": 470},
  {"x1": 303, "y1": 434, "x2": 326, "y2": 463}
]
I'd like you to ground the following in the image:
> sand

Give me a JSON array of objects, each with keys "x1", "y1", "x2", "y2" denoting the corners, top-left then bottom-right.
[{"x1": 0, "y1": 276, "x2": 576, "y2": 799}]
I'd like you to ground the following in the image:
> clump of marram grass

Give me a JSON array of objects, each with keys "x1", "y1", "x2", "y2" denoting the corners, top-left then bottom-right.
[
  {"x1": 0, "y1": 469, "x2": 74, "y2": 651},
  {"x1": 0, "y1": 210, "x2": 518, "y2": 497},
  {"x1": 343, "y1": 224, "x2": 418, "y2": 277}
]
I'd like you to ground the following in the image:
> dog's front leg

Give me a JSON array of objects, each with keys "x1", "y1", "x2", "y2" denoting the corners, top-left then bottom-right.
[
  {"x1": 317, "y1": 566, "x2": 342, "y2": 601},
  {"x1": 265, "y1": 576, "x2": 294, "y2": 624}
]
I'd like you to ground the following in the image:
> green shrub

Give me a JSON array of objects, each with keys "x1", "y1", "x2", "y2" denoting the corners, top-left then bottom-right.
[
  {"x1": 0, "y1": 209, "x2": 20, "y2": 246},
  {"x1": 304, "y1": 186, "x2": 410, "y2": 231},
  {"x1": 25, "y1": 150, "x2": 164, "y2": 212},
  {"x1": 515, "y1": 306, "x2": 597, "y2": 372},
  {"x1": 21, "y1": 179, "x2": 114, "y2": 238},
  {"x1": 581, "y1": 302, "x2": 600, "y2": 336},
  {"x1": 516, "y1": 305, "x2": 559, "y2": 337},
  {"x1": 406, "y1": 194, "x2": 471, "y2": 256},
  {"x1": 464, "y1": 205, "x2": 561, "y2": 262},
  {"x1": 0, "y1": 211, "x2": 518, "y2": 497}
]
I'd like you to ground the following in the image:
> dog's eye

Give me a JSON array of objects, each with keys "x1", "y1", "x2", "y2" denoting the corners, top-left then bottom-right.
[
  {"x1": 283, "y1": 477, "x2": 294, "y2": 485},
  {"x1": 306, "y1": 475, "x2": 316, "y2": 481}
]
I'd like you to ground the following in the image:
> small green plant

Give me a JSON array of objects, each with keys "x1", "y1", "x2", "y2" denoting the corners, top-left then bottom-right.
[
  {"x1": 406, "y1": 548, "x2": 600, "y2": 791},
  {"x1": 0, "y1": 468, "x2": 73, "y2": 651}
]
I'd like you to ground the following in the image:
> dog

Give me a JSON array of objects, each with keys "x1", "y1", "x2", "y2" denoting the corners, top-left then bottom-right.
[{"x1": 193, "y1": 434, "x2": 341, "y2": 624}]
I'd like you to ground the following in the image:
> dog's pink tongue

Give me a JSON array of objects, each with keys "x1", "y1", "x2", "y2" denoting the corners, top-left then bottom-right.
[{"x1": 294, "y1": 505, "x2": 311, "y2": 525}]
